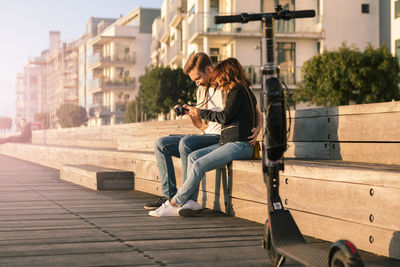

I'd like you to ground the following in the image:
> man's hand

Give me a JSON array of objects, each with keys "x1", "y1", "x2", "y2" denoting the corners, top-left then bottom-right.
[{"x1": 182, "y1": 104, "x2": 202, "y2": 129}]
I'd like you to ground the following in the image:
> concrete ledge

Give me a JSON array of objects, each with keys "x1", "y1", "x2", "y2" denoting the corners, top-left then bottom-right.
[{"x1": 60, "y1": 164, "x2": 133, "y2": 190}]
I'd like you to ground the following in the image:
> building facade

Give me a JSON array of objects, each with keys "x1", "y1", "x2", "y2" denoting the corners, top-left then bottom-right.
[
  {"x1": 150, "y1": 0, "x2": 386, "y2": 108},
  {"x1": 80, "y1": 7, "x2": 160, "y2": 126},
  {"x1": 46, "y1": 32, "x2": 80, "y2": 128}
]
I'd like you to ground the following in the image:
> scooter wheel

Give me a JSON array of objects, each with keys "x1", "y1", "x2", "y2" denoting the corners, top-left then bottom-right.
[
  {"x1": 330, "y1": 249, "x2": 364, "y2": 267},
  {"x1": 264, "y1": 224, "x2": 285, "y2": 266},
  {"x1": 329, "y1": 240, "x2": 364, "y2": 267}
]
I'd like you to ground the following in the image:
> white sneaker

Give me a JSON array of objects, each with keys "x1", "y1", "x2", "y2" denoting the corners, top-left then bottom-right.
[
  {"x1": 149, "y1": 200, "x2": 179, "y2": 217},
  {"x1": 178, "y1": 200, "x2": 202, "y2": 217}
]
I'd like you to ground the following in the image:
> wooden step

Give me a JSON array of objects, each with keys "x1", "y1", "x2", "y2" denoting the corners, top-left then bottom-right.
[{"x1": 60, "y1": 164, "x2": 134, "y2": 191}]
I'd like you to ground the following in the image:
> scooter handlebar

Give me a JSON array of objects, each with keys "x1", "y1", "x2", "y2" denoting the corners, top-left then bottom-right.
[
  {"x1": 285, "y1": 10, "x2": 315, "y2": 19},
  {"x1": 214, "y1": 14, "x2": 244, "y2": 24},
  {"x1": 214, "y1": 10, "x2": 315, "y2": 24}
]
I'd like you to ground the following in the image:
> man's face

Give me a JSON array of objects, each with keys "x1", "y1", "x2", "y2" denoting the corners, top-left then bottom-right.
[
  {"x1": 188, "y1": 66, "x2": 211, "y2": 87},
  {"x1": 20, "y1": 120, "x2": 26, "y2": 128}
]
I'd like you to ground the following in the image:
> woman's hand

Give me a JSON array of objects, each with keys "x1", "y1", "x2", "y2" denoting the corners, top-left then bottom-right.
[{"x1": 183, "y1": 104, "x2": 200, "y2": 119}]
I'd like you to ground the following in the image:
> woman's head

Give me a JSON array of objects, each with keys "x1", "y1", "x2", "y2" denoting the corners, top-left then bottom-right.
[{"x1": 210, "y1": 57, "x2": 251, "y2": 91}]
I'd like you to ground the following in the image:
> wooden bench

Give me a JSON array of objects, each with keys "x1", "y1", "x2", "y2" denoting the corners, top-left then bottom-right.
[
  {"x1": 0, "y1": 101, "x2": 399, "y2": 260},
  {"x1": 60, "y1": 164, "x2": 134, "y2": 190}
]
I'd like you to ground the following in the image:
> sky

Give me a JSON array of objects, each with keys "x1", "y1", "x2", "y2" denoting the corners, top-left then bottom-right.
[{"x1": 0, "y1": 0, "x2": 163, "y2": 119}]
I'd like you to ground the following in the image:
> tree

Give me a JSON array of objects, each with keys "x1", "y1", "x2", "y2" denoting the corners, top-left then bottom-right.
[
  {"x1": 0, "y1": 117, "x2": 12, "y2": 132},
  {"x1": 136, "y1": 66, "x2": 196, "y2": 120},
  {"x1": 293, "y1": 44, "x2": 400, "y2": 106},
  {"x1": 34, "y1": 112, "x2": 50, "y2": 129},
  {"x1": 125, "y1": 99, "x2": 139, "y2": 123},
  {"x1": 56, "y1": 104, "x2": 88, "y2": 128}
]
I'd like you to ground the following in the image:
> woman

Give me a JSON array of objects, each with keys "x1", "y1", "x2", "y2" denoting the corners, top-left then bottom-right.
[{"x1": 150, "y1": 57, "x2": 257, "y2": 217}]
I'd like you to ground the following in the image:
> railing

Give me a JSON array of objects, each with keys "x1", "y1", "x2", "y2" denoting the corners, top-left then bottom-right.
[
  {"x1": 275, "y1": 15, "x2": 321, "y2": 34},
  {"x1": 88, "y1": 103, "x2": 126, "y2": 117},
  {"x1": 241, "y1": 65, "x2": 298, "y2": 87},
  {"x1": 88, "y1": 77, "x2": 136, "y2": 92},
  {"x1": 188, "y1": 13, "x2": 321, "y2": 41},
  {"x1": 88, "y1": 53, "x2": 101, "y2": 67},
  {"x1": 167, "y1": 0, "x2": 187, "y2": 25},
  {"x1": 88, "y1": 54, "x2": 136, "y2": 68},
  {"x1": 167, "y1": 40, "x2": 183, "y2": 64},
  {"x1": 188, "y1": 12, "x2": 261, "y2": 40}
]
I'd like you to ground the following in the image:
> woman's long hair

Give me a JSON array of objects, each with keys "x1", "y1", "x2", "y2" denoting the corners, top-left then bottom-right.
[{"x1": 209, "y1": 57, "x2": 251, "y2": 91}]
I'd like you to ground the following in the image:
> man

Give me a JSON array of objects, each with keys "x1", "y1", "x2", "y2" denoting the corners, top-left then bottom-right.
[
  {"x1": 0, "y1": 118, "x2": 32, "y2": 145},
  {"x1": 144, "y1": 52, "x2": 262, "y2": 212}
]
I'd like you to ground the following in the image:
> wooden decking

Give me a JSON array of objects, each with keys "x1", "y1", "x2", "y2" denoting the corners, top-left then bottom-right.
[{"x1": 0, "y1": 154, "x2": 399, "y2": 267}]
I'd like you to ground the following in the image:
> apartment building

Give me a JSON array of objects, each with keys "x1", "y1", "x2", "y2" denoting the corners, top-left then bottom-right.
[
  {"x1": 15, "y1": 55, "x2": 47, "y2": 124},
  {"x1": 15, "y1": 73, "x2": 25, "y2": 125},
  {"x1": 80, "y1": 7, "x2": 160, "y2": 126},
  {"x1": 46, "y1": 32, "x2": 80, "y2": 128},
  {"x1": 392, "y1": 0, "x2": 400, "y2": 58},
  {"x1": 150, "y1": 0, "x2": 386, "y2": 108}
]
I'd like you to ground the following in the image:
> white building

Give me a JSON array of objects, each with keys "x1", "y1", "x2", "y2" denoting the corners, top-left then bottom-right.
[
  {"x1": 151, "y1": 0, "x2": 388, "y2": 108},
  {"x1": 80, "y1": 7, "x2": 160, "y2": 126},
  {"x1": 391, "y1": 0, "x2": 400, "y2": 57}
]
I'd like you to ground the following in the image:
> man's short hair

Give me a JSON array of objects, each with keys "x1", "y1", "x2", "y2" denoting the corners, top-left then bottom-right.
[{"x1": 183, "y1": 52, "x2": 212, "y2": 74}]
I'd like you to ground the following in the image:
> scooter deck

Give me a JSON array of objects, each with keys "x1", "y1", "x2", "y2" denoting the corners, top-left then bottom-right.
[{"x1": 269, "y1": 210, "x2": 329, "y2": 267}]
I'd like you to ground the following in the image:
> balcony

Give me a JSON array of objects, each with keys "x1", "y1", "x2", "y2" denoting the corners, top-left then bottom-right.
[
  {"x1": 188, "y1": 13, "x2": 322, "y2": 43},
  {"x1": 88, "y1": 103, "x2": 126, "y2": 118},
  {"x1": 243, "y1": 66, "x2": 262, "y2": 86},
  {"x1": 88, "y1": 77, "x2": 136, "y2": 94},
  {"x1": 168, "y1": 0, "x2": 187, "y2": 28},
  {"x1": 88, "y1": 54, "x2": 136, "y2": 69},
  {"x1": 167, "y1": 40, "x2": 184, "y2": 66},
  {"x1": 275, "y1": 15, "x2": 322, "y2": 38},
  {"x1": 188, "y1": 12, "x2": 261, "y2": 43}
]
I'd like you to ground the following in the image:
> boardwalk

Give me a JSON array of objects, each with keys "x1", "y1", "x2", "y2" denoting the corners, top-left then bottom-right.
[{"x1": 0, "y1": 154, "x2": 398, "y2": 267}]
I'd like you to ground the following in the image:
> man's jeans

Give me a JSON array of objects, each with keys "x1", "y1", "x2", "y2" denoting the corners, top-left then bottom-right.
[
  {"x1": 172, "y1": 141, "x2": 254, "y2": 206},
  {"x1": 154, "y1": 134, "x2": 220, "y2": 198}
]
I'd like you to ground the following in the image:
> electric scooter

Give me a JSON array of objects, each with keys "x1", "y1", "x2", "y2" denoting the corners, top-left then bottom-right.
[{"x1": 215, "y1": 6, "x2": 365, "y2": 267}]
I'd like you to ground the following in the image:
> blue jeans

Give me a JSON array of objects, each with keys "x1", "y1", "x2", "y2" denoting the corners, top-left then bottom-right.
[
  {"x1": 154, "y1": 134, "x2": 220, "y2": 198},
  {"x1": 172, "y1": 141, "x2": 254, "y2": 206}
]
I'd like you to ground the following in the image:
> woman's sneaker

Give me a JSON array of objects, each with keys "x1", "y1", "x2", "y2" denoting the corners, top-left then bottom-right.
[
  {"x1": 144, "y1": 196, "x2": 168, "y2": 210},
  {"x1": 149, "y1": 200, "x2": 179, "y2": 217},
  {"x1": 178, "y1": 200, "x2": 202, "y2": 217}
]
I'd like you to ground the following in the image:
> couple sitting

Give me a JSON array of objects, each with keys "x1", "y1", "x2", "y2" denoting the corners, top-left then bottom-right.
[{"x1": 145, "y1": 52, "x2": 262, "y2": 217}]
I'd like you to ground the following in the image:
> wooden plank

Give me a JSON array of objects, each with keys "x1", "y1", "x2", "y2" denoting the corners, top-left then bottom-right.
[
  {"x1": 60, "y1": 165, "x2": 133, "y2": 191},
  {"x1": 328, "y1": 101, "x2": 400, "y2": 115},
  {"x1": 330, "y1": 113, "x2": 400, "y2": 142},
  {"x1": 331, "y1": 142, "x2": 400, "y2": 165},
  {"x1": 286, "y1": 141, "x2": 330, "y2": 159},
  {"x1": 280, "y1": 176, "x2": 400, "y2": 230}
]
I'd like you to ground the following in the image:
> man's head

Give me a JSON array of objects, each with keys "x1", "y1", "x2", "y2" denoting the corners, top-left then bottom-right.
[{"x1": 183, "y1": 52, "x2": 213, "y2": 87}]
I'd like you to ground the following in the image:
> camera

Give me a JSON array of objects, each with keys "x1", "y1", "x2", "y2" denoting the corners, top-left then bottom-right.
[{"x1": 174, "y1": 105, "x2": 188, "y2": 116}]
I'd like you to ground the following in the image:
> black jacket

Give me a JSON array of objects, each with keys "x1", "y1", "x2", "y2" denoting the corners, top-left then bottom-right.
[{"x1": 200, "y1": 84, "x2": 257, "y2": 144}]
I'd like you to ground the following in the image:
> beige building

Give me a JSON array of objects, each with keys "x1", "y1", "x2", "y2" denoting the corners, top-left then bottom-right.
[
  {"x1": 392, "y1": 0, "x2": 400, "y2": 57},
  {"x1": 80, "y1": 7, "x2": 160, "y2": 126},
  {"x1": 46, "y1": 32, "x2": 80, "y2": 128},
  {"x1": 150, "y1": 0, "x2": 387, "y2": 108}
]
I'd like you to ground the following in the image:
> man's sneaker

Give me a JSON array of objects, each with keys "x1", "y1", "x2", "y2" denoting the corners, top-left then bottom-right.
[
  {"x1": 144, "y1": 196, "x2": 168, "y2": 210},
  {"x1": 149, "y1": 200, "x2": 179, "y2": 217},
  {"x1": 178, "y1": 200, "x2": 202, "y2": 217}
]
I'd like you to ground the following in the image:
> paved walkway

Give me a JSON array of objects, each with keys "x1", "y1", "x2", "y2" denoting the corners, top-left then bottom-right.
[{"x1": 0, "y1": 154, "x2": 398, "y2": 267}]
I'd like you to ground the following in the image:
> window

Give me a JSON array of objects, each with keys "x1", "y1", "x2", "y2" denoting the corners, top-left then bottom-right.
[
  {"x1": 396, "y1": 1, "x2": 400, "y2": 18},
  {"x1": 210, "y1": 48, "x2": 220, "y2": 63},
  {"x1": 395, "y1": 40, "x2": 400, "y2": 62},
  {"x1": 189, "y1": 4, "x2": 195, "y2": 16},
  {"x1": 276, "y1": 42, "x2": 296, "y2": 86},
  {"x1": 361, "y1": 4, "x2": 369, "y2": 14}
]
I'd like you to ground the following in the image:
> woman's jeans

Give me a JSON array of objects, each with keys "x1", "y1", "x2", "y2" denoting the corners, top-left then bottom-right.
[
  {"x1": 172, "y1": 141, "x2": 254, "y2": 206},
  {"x1": 154, "y1": 134, "x2": 220, "y2": 198}
]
